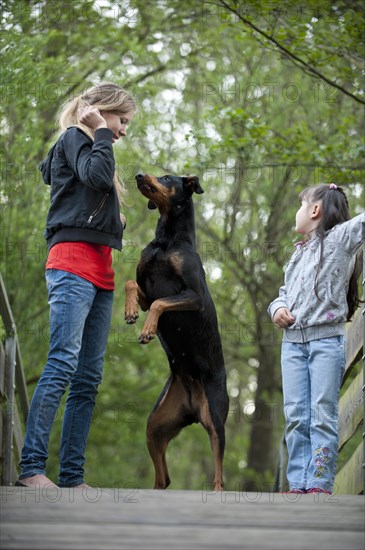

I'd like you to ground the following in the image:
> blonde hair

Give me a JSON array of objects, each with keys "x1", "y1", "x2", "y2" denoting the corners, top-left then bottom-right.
[{"x1": 57, "y1": 82, "x2": 138, "y2": 204}]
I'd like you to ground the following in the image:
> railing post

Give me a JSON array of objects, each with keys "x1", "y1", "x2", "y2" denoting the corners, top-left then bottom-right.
[
  {"x1": 0, "y1": 273, "x2": 29, "y2": 484},
  {"x1": 2, "y1": 333, "x2": 16, "y2": 485},
  {"x1": 362, "y1": 222, "x2": 365, "y2": 495}
]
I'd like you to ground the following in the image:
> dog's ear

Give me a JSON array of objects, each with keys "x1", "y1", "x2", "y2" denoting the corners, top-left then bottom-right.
[
  {"x1": 183, "y1": 176, "x2": 204, "y2": 195},
  {"x1": 148, "y1": 200, "x2": 157, "y2": 210}
]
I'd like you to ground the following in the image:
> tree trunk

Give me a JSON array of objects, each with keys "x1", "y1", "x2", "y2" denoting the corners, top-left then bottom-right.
[{"x1": 242, "y1": 316, "x2": 282, "y2": 491}]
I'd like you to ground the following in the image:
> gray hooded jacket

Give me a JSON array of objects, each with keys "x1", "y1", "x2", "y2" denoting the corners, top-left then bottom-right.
[{"x1": 268, "y1": 213, "x2": 365, "y2": 343}]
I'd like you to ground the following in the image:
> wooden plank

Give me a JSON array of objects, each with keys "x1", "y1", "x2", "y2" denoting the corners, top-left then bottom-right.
[
  {"x1": 335, "y1": 442, "x2": 364, "y2": 495},
  {"x1": 338, "y1": 370, "x2": 363, "y2": 449},
  {"x1": 0, "y1": 273, "x2": 29, "y2": 422},
  {"x1": 0, "y1": 274, "x2": 16, "y2": 336},
  {"x1": 0, "y1": 339, "x2": 5, "y2": 397},
  {"x1": 1, "y1": 523, "x2": 363, "y2": 550},
  {"x1": 12, "y1": 404, "x2": 23, "y2": 464},
  {"x1": 0, "y1": 408, "x2": 3, "y2": 460},
  {"x1": 14, "y1": 343, "x2": 29, "y2": 424},
  {"x1": 2, "y1": 335, "x2": 16, "y2": 485},
  {"x1": 0, "y1": 489, "x2": 364, "y2": 550},
  {"x1": 344, "y1": 307, "x2": 363, "y2": 374}
]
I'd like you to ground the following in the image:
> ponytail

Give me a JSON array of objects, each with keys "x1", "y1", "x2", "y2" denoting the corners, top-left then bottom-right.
[{"x1": 299, "y1": 184, "x2": 362, "y2": 321}]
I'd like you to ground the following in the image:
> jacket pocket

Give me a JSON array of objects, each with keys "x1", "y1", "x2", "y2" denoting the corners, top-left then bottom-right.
[
  {"x1": 327, "y1": 280, "x2": 342, "y2": 307},
  {"x1": 87, "y1": 193, "x2": 109, "y2": 224}
]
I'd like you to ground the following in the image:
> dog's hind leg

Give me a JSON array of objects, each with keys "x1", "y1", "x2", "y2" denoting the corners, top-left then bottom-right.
[
  {"x1": 193, "y1": 382, "x2": 228, "y2": 492},
  {"x1": 147, "y1": 375, "x2": 195, "y2": 489}
]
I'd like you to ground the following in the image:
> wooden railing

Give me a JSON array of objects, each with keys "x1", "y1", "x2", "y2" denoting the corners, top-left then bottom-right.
[
  {"x1": 276, "y1": 223, "x2": 365, "y2": 494},
  {"x1": 331, "y1": 223, "x2": 364, "y2": 493},
  {"x1": 335, "y1": 305, "x2": 364, "y2": 493},
  {"x1": 0, "y1": 273, "x2": 29, "y2": 485}
]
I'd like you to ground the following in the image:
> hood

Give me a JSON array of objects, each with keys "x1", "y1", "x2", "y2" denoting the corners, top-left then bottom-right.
[{"x1": 39, "y1": 142, "x2": 57, "y2": 186}]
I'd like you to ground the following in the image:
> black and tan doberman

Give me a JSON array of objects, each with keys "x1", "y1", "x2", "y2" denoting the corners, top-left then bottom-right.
[{"x1": 125, "y1": 173, "x2": 229, "y2": 491}]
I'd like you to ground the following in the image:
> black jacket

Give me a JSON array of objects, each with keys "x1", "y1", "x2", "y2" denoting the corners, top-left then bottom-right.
[{"x1": 40, "y1": 126, "x2": 123, "y2": 250}]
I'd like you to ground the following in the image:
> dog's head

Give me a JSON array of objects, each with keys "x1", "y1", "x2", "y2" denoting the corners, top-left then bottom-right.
[{"x1": 135, "y1": 173, "x2": 204, "y2": 212}]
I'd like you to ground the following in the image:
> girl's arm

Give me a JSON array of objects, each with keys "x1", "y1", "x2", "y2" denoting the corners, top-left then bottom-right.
[
  {"x1": 62, "y1": 125, "x2": 115, "y2": 192},
  {"x1": 267, "y1": 286, "x2": 295, "y2": 328},
  {"x1": 337, "y1": 212, "x2": 365, "y2": 254},
  {"x1": 268, "y1": 285, "x2": 288, "y2": 318}
]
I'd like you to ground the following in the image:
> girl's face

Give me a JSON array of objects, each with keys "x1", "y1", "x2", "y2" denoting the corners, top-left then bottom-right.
[
  {"x1": 295, "y1": 198, "x2": 321, "y2": 235},
  {"x1": 100, "y1": 111, "x2": 134, "y2": 143}
]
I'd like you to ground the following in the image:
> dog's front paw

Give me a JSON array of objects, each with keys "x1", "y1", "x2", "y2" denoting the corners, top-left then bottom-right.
[
  {"x1": 125, "y1": 309, "x2": 139, "y2": 324},
  {"x1": 138, "y1": 312, "x2": 158, "y2": 344},
  {"x1": 138, "y1": 332, "x2": 155, "y2": 344},
  {"x1": 125, "y1": 280, "x2": 140, "y2": 324}
]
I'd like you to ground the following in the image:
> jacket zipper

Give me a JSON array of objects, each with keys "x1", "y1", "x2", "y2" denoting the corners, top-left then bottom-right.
[{"x1": 87, "y1": 193, "x2": 109, "y2": 224}]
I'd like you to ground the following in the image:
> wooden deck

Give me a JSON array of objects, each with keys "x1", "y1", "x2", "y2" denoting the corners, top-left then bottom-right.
[{"x1": 1, "y1": 487, "x2": 364, "y2": 549}]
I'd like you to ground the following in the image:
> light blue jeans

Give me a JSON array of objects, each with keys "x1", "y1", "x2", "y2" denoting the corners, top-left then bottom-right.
[
  {"x1": 281, "y1": 336, "x2": 345, "y2": 493},
  {"x1": 19, "y1": 269, "x2": 113, "y2": 487}
]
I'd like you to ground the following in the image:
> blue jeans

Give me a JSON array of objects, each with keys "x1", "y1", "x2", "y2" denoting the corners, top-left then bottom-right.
[
  {"x1": 281, "y1": 336, "x2": 345, "y2": 492},
  {"x1": 19, "y1": 269, "x2": 113, "y2": 487}
]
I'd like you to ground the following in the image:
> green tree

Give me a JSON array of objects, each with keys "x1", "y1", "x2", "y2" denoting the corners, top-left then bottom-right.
[{"x1": 1, "y1": 0, "x2": 363, "y2": 490}]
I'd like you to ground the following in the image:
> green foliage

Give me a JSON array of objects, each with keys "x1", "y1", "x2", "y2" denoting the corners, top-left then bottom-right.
[{"x1": 1, "y1": 0, "x2": 364, "y2": 490}]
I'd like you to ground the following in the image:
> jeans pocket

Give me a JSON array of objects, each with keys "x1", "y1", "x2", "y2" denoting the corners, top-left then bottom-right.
[{"x1": 45, "y1": 268, "x2": 59, "y2": 292}]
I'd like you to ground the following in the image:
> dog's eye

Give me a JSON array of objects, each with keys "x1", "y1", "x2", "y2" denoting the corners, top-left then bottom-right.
[{"x1": 164, "y1": 176, "x2": 171, "y2": 182}]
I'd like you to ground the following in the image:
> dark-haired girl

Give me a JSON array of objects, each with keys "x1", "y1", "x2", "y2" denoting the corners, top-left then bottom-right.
[{"x1": 268, "y1": 183, "x2": 364, "y2": 494}]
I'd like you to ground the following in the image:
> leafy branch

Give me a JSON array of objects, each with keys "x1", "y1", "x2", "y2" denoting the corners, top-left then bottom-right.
[{"x1": 214, "y1": 0, "x2": 365, "y2": 105}]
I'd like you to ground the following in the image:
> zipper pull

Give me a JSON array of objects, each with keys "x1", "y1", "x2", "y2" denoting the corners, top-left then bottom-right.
[{"x1": 87, "y1": 193, "x2": 110, "y2": 224}]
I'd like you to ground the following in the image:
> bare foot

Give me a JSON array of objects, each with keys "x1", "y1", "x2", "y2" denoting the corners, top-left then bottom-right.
[{"x1": 16, "y1": 474, "x2": 58, "y2": 488}]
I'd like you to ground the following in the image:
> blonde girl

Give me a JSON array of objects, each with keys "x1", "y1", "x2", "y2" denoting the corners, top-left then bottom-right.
[{"x1": 17, "y1": 82, "x2": 137, "y2": 488}]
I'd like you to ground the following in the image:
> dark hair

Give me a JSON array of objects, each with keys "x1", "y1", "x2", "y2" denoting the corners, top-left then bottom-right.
[{"x1": 299, "y1": 183, "x2": 362, "y2": 321}]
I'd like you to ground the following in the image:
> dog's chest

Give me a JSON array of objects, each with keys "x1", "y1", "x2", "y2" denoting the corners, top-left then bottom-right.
[
  {"x1": 140, "y1": 246, "x2": 173, "y2": 272},
  {"x1": 138, "y1": 246, "x2": 182, "y2": 299}
]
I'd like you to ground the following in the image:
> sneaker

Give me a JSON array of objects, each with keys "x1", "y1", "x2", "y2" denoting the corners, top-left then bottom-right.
[
  {"x1": 15, "y1": 474, "x2": 58, "y2": 489},
  {"x1": 307, "y1": 488, "x2": 332, "y2": 494}
]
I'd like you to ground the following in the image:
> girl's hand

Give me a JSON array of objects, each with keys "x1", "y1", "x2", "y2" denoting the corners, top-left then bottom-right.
[
  {"x1": 273, "y1": 307, "x2": 295, "y2": 328},
  {"x1": 78, "y1": 106, "x2": 107, "y2": 131}
]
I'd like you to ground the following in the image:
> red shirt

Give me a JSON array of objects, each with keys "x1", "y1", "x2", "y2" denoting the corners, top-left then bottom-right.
[{"x1": 46, "y1": 242, "x2": 115, "y2": 290}]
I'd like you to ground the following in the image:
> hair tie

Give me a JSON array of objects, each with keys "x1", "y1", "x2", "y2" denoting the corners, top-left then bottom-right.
[{"x1": 329, "y1": 183, "x2": 337, "y2": 190}]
